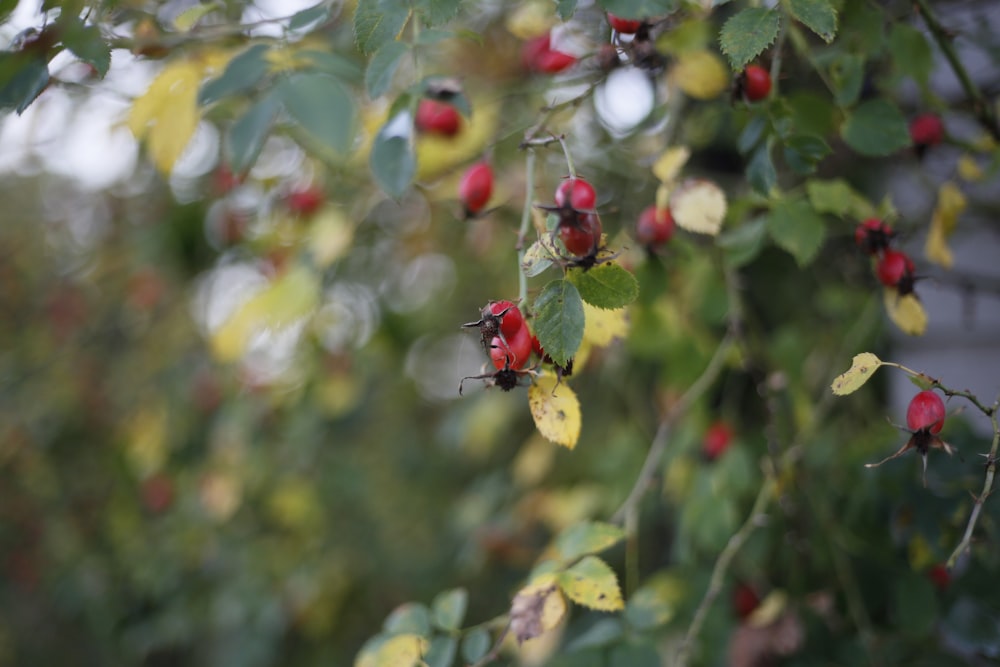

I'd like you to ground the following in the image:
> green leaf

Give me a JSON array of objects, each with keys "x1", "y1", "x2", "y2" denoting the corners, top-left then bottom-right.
[
  {"x1": 199, "y1": 44, "x2": 270, "y2": 106},
  {"x1": 608, "y1": 642, "x2": 660, "y2": 667},
  {"x1": 355, "y1": 0, "x2": 411, "y2": 54},
  {"x1": 533, "y1": 279, "x2": 585, "y2": 367},
  {"x1": 288, "y1": 2, "x2": 331, "y2": 31},
  {"x1": 597, "y1": 0, "x2": 674, "y2": 19},
  {"x1": 555, "y1": 521, "x2": 626, "y2": 563},
  {"x1": 830, "y1": 53, "x2": 864, "y2": 108},
  {"x1": 431, "y1": 588, "x2": 468, "y2": 632},
  {"x1": 830, "y1": 352, "x2": 882, "y2": 396},
  {"x1": 384, "y1": 602, "x2": 432, "y2": 637},
  {"x1": 766, "y1": 197, "x2": 826, "y2": 266},
  {"x1": 225, "y1": 95, "x2": 279, "y2": 174},
  {"x1": 460, "y1": 628, "x2": 491, "y2": 663},
  {"x1": 297, "y1": 50, "x2": 364, "y2": 83},
  {"x1": 747, "y1": 140, "x2": 776, "y2": 195},
  {"x1": 366, "y1": 41, "x2": 409, "y2": 98},
  {"x1": 737, "y1": 113, "x2": 768, "y2": 154},
  {"x1": 806, "y1": 179, "x2": 874, "y2": 218},
  {"x1": 719, "y1": 8, "x2": 781, "y2": 71},
  {"x1": 782, "y1": 134, "x2": 831, "y2": 174},
  {"x1": 889, "y1": 24, "x2": 933, "y2": 85},
  {"x1": 556, "y1": 0, "x2": 578, "y2": 21},
  {"x1": 415, "y1": 0, "x2": 462, "y2": 25},
  {"x1": 624, "y1": 571, "x2": 686, "y2": 630},
  {"x1": 415, "y1": 28, "x2": 453, "y2": 45},
  {"x1": 276, "y1": 72, "x2": 356, "y2": 155},
  {"x1": 566, "y1": 263, "x2": 638, "y2": 310},
  {"x1": 424, "y1": 636, "x2": 457, "y2": 667},
  {"x1": 717, "y1": 216, "x2": 767, "y2": 268},
  {"x1": 521, "y1": 236, "x2": 558, "y2": 277},
  {"x1": 557, "y1": 556, "x2": 624, "y2": 611},
  {"x1": 370, "y1": 119, "x2": 416, "y2": 198},
  {"x1": 0, "y1": 0, "x2": 18, "y2": 22},
  {"x1": 788, "y1": 0, "x2": 838, "y2": 43},
  {"x1": 60, "y1": 19, "x2": 111, "y2": 77},
  {"x1": 0, "y1": 54, "x2": 49, "y2": 114},
  {"x1": 564, "y1": 618, "x2": 623, "y2": 652},
  {"x1": 841, "y1": 99, "x2": 911, "y2": 157}
]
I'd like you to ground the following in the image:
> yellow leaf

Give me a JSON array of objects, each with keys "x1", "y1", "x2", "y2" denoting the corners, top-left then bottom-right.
[
  {"x1": 652, "y1": 146, "x2": 691, "y2": 183},
  {"x1": 173, "y1": 3, "x2": 218, "y2": 31},
  {"x1": 669, "y1": 178, "x2": 727, "y2": 236},
  {"x1": 124, "y1": 402, "x2": 170, "y2": 475},
  {"x1": 309, "y1": 207, "x2": 354, "y2": 268},
  {"x1": 355, "y1": 634, "x2": 427, "y2": 667},
  {"x1": 266, "y1": 47, "x2": 313, "y2": 72},
  {"x1": 268, "y1": 480, "x2": 322, "y2": 532},
  {"x1": 747, "y1": 590, "x2": 788, "y2": 628},
  {"x1": 557, "y1": 555, "x2": 624, "y2": 612},
  {"x1": 957, "y1": 155, "x2": 984, "y2": 182},
  {"x1": 505, "y1": 1, "x2": 556, "y2": 39},
  {"x1": 415, "y1": 101, "x2": 499, "y2": 181},
  {"x1": 884, "y1": 290, "x2": 928, "y2": 336},
  {"x1": 924, "y1": 181, "x2": 966, "y2": 269},
  {"x1": 128, "y1": 60, "x2": 203, "y2": 173},
  {"x1": 670, "y1": 50, "x2": 730, "y2": 100},
  {"x1": 830, "y1": 352, "x2": 883, "y2": 396},
  {"x1": 529, "y1": 373, "x2": 582, "y2": 449},
  {"x1": 582, "y1": 303, "x2": 628, "y2": 348},
  {"x1": 907, "y1": 533, "x2": 935, "y2": 570},
  {"x1": 510, "y1": 574, "x2": 567, "y2": 642},
  {"x1": 211, "y1": 266, "x2": 320, "y2": 361},
  {"x1": 512, "y1": 434, "x2": 557, "y2": 488}
]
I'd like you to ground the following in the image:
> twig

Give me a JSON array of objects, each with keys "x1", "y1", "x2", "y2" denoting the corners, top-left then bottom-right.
[
  {"x1": 674, "y1": 473, "x2": 775, "y2": 667},
  {"x1": 516, "y1": 149, "x2": 537, "y2": 305},
  {"x1": 467, "y1": 622, "x2": 511, "y2": 667},
  {"x1": 914, "y1": 0, "x2": 1000, "y2": 141},
  {"x1": 946, "y1": 398, "x2": 1000, "y2": 568}
]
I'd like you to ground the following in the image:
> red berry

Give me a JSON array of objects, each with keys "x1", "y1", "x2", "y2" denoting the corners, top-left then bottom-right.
[
  {"x1": 554, "y1": 177, "x2": 597, "y2": 211},
  {"x1": 854, "y1": 218, "x2": 894, "y2": 255},
  {"x1": 636, "y1": 204, "x2": 675, "y2": 247},
  {"x1": 459, "y1": 162, "x2": 494, "y2": 216},
  {"x1": 285, "y1": 185, "x2": 325, "y2": 216},
  {"x1": 490, "y1": 325, "x2": 532, "y2": 371},
  {"x1": 876, "y1": 249, "x2": 915, "y2": 288},
  {"x1": 906, "y1": 390, "x2": 945, "y2": 435},
  {"x1": 487, "y1": 300, "x2": 525, "y2": 339},
  {"x1": 522, "y1": 33, "x2": 577, "y2": 74},
  {"x1": 703, "y1": 421, "x2": 733, "y2": 461},
  {"x1": 607, "y1": 13, "x2": 642, "y2": 34},
  {"x1": 743, "y1": 64, "x2": 772, "y2": 102},
  {"x1": 733, "y1": 583, "x2": 761, "y2": 620},
  {"x1": 927, "y1": 564, "x2": 951, "y2": 591},
  {"x1": 559, "y1": 212, "x2": 602, "y2": 257},
  {"x1": 415, "y1": 98, "x2": 461, "y2": 137},
  {"x1": 909, "y1": 113, "x2": 944, "y2": 147}
]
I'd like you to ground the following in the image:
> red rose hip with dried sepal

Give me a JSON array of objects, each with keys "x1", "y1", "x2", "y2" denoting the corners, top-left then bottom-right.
[
  {"x1": 522, "y1": 33, "x2": 577, "y2": 74},
  {"x1": 877, "y1": 249, "x2": 917, "y2": 295},
  {"x1": 458, "y1": 162, "x2": 494, "y2": 218},
  {"x1": 636, "y1": 204, "x2": 675, "y2": 248},
  {"x1": 461, "y1": 301, "x2": 535, "y2": 393},
  {"x1": 558, "y1": 211, "x2": 603, "y2": 258},
  {"x1": 415, "y1": 98, "x2": 461, "y2": 137},
  {"x1": 554, "y1": 177, "x2": 597, "y2": 211},
  {"x1": 866, "y1": 389, "x2": 955, "y2": 486},
  {"x1": 854, "y1": 218, "x2": 895, "y2": 256},
  {"x1": 489, "y1": 325, "x2": 532, "y2": 371},
  {"x1": 910, "y1": 113, "x2": 944, "y2": 149},
  {"x1": 741, "y1": 64, "x2": 772, "y2": 102}
]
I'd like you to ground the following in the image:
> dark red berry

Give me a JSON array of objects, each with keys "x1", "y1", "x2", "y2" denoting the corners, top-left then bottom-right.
[
  {"x1": 703, "y1": 421, "x2": 733, "y2": 461},
  {"x1": 459, "y1": 162, "x2": 494, "y2": 216},
  {"x1": 490, "y1": 325, "x2": 532, "y2": 371},
  {"x1": 909, "y1": 113, "x2": 944, "y2": 147},
  {"x1": 554, "y1": 177, "x2": 597, "y2": 211},
  {"x1": 733, "y1": 583, "x2": 760, "y2": 620},
  {"x1": 854, "y1": 218, "x2": 894, "y2": 255},
  {"x1": 876, "y1": 249, "x2": 915, "y2": 288},
  {"x1": 415, "y1": 98, "x2": 461, "y2": 137},
  {"x1": 636, "y1": 204, "x2": 675, "y2": 247},
  {"x1": 607, "y1": 13, "x2": 642, "y2": 34},
  {"x1": 906, "y1": 390, "x2": 945, "y2": 435},
  {"x1": 927, "y1": 564, "x2": 951, "y2": 591},
  {"x1": 742, "y1": 64, "x2": 772, "y2": 102},
  {"x1": 522, "y1": 33, "x2": 577, "y2": 74},
  {"x1": 285, "y1": 185, "x2": 325, "y2": 216},
  {"x1": 558, "y1": 212, "x2": 602, "y2": 257}
]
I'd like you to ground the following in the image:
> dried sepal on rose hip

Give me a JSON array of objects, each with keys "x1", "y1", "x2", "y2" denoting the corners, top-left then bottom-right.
[
  {"x1": 865, "y1": 390, "x2": 955, "y2": 486},
  {"x1": 876, "y1": 248, "x2": 918, "y2": 296},
  {"x1": 854, "y1": 218, "x2": 894, "y2": 256},
  {"x1": 460, "y1": 301, "x2": 535, "y2": 393}
]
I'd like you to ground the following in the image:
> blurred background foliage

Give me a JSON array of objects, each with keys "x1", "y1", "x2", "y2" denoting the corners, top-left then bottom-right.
[{"x1": 1, "y1": 0, "x2": 1000, "y2": 666}]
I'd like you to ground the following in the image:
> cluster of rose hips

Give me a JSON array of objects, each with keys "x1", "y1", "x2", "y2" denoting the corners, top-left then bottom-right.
[
  {"x1": 854, "y1": 218, "x2": 918, "y2": 297},
  {"x1": 461, "y1": 300, "x2": 534, "y2": 392}
]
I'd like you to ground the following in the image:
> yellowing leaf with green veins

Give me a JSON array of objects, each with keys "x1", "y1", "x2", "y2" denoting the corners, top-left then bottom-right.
[
  {"x1": 670, "y1": 50, "x2": 730, "y2": 100},
  {"x1": 652, "y1": 146, "x2": 690, "y2": 183},
  {"x1": 582, "y1": 303, "x2": 628, "y2": 347},
  {"x1": 924, "y1": 181, "x2": 966, "y2": 269},
  {"x1": 670, "y1": 178, "x2": 727, "y2": 235},
  {"x1": 884, "y1": 290, "x2": 927, "y2": 336},
  {"x1": 529, "y1": 373, "x2": 581, "y2": 449},
  {"x1": 355, "y1": 634, "x2": 427, "y2": 667},
  {"x1": 129, "y1": 52, "x2": 231, "y2": 174},
  {"x1": 830, "y1": 352, "x2": 882, "y2": 396},
  {"x1": 510, "y1": 574, "x2": 567, "y2": 643},
  {"x1": 557, "y1": 556, "x2": 624, "y2": 612},
  {"x1": 211, "y1": 266, "x2": 320, "y2": 362},
  {"x1": 309, "y1": 207, "x2": 354, "y2": 268}
]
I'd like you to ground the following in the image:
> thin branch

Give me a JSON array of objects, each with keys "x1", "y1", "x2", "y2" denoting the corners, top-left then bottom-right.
[
  {"x1": 914, "y1": 0, "x2": 1000, "y2": 141},
  {"x1": 516, "y1": 149, "x2": 537, "y2": 306},
  {"x1": 946, "y1": 398, "x2": 1000, "y2": 568},
  {"x1": 467, "y1": 622, "x2": 511, "y2": 667}
]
